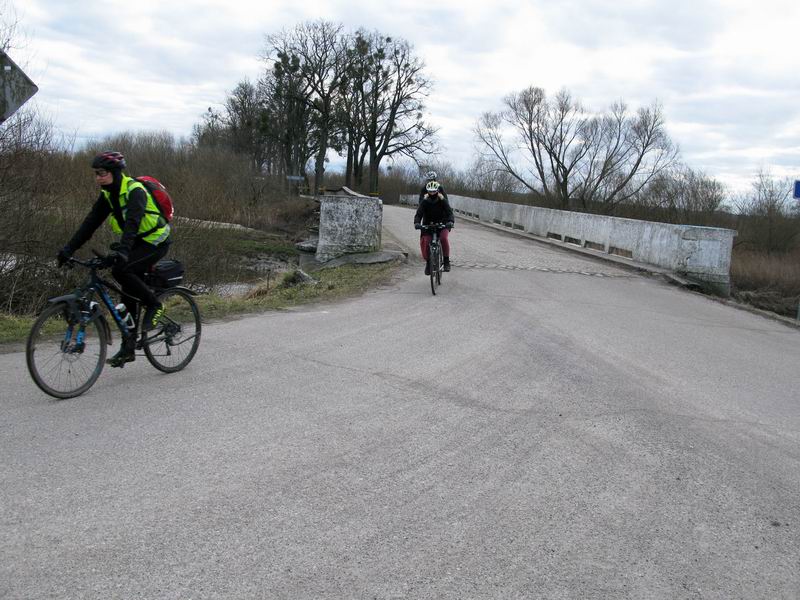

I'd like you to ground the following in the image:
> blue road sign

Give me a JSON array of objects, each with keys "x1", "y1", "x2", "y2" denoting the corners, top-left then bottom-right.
[{"x1": 794, "y1": 180, "x2": 800, "y2": 200}]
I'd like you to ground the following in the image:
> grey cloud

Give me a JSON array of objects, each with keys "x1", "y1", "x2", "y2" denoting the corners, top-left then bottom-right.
[
  {"x1": 670, "y1": 93, "x2": 799, "y2": 142},
  {"x1": 23, "y1": 0, "x2": 799, "y2": 193},
  {"x1": 538, "y1": 0, "x2": 722, "y2": 51}
]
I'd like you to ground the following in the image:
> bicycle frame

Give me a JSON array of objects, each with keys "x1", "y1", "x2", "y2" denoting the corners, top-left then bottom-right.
[
  {"x1": 55, "y1": 257, "x2": 198, "y2": 345},
  {"x1": 422, "y1": 224, "x2": 446, "y2": 265},
  {"x1": 430, "y1": 231, "x2": 441, "y2": 266},
  {"x1": 28, "y1": 252, "x2": 203, "y2": 398},
  {"x1": 50, "y1": 260, "x2": 136, "y2": 344},
  {"x1": 421, "y1": 223, "x2": 446, "y2": 294}
]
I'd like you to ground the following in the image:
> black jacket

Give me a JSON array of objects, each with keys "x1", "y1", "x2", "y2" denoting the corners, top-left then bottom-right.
[{"x1": 414, "y1": 194, "x2": 455, "y2": 227}]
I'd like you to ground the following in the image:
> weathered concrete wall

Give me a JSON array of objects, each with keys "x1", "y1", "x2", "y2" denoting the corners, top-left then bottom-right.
[
  {"x1": 316, "y1": 188, "x2": 383, "y2": 262},
  {"x1": 400, "y1": 194, "x2": 736, "y2": 295}
]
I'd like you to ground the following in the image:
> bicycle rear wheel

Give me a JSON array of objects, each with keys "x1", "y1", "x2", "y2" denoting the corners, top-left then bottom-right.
[
  {"x1": 26, "y1": 302, "x2": 107, "y2": 399},
  {"x1": 143, "y1": 288, "x2": 201, "y2": 373}
]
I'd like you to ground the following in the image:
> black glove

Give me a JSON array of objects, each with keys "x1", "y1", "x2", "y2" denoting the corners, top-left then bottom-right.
[
  {"x1": 105, "y1": 244, "x2": 129, "y2": 267},
  {"x1": 446, "y1": 222, "x2": 454, "y2": 230},
  {"x1": 414, "y1": 223, "x2": 422, "y2": 230},
  {"x1": 56, "y1": 246, "x2": 72, "y2": 267}
]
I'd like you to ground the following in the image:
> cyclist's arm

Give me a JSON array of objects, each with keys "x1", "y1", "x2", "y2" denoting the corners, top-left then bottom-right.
[
  {"x1": 66, "y1": 194, "x2": 111, "y2": 252},
  {"x1": 442, "y1": 197, "x2": 455, "y2": 224},
  {"x1": 414, "y1": 197, "x2": 426, "y2": 225},
  {"x1": 119, "y1": 186, "x2": 148, "y2": 252}
]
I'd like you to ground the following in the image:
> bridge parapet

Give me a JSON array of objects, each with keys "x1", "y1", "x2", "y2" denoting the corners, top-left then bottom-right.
[
  {"x1": 316, "y1": 188, "x2": 383, "y2": 263},
  {"x1": 400, "y1": 194, "x2": 736, "y2": 296}
]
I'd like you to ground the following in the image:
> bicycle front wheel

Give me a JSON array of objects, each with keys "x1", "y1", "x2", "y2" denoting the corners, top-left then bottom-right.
[
  {"x1": 143, "y1": 288, "x2": 201, "y2": 373},
  {"x1": 26, "y1": 302, "x2": 107, "y2": 399},
  {"x1": 429, "y1": 245, "x2": 438, "y2": 295}
]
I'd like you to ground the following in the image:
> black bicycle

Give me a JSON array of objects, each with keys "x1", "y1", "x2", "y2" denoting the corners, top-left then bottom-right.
[
  {"x1": 26, "y1": 252, "x2": 202, "y2": 399},
  {"x1": 422, "y1": 223, "x2": 448, "y2": 295}
]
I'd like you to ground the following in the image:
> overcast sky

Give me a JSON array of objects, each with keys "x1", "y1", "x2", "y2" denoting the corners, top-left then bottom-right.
[{"x1": 7, "y1": 0, "x2": 800, "y2": 193}]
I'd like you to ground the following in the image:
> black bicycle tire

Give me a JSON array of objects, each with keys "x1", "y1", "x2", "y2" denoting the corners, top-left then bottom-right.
[
  {"x1": 436, "y1": 249, "x2": 442, "y2": 286},
  {"x1": 429, "y1": 244, "x2": 438, "y2": 295},
  {"x1": 143, "y1": 288, "x2": 201, "y2": 373},
  {"x1": 26, "y1": 302, "x2": 107, "y2": 399}
]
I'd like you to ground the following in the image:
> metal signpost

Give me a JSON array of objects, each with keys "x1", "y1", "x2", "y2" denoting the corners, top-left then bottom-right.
[
  {"x1": 1, "y1": 50, "x2": 39, "y2": 124},
  {"x1": 286, "y1": 174, "x2": 308, "y2": 196},
  {"x1": 795, "y1": 181, "x2": 800, "y2": 321}
]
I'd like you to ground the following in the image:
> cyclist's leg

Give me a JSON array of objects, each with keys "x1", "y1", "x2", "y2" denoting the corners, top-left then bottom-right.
[
  {"x1": 420, "y1": 233, "x2": 432, "y2": 274},
  {"x1": 439, "y1": 228, "x2": 451, "y2": 271},
  {"x1": 112, "y1": 240, "x2": 169, "y2": 327},
  {"x1": 438, "y1": 228, "x2": 450, "y2": 258},
  {"x1": 420, "y1": 233, "x2": 432, "y2": 261}
]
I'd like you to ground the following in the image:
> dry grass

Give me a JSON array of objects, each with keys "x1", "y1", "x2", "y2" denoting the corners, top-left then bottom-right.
[{"x1": 730, "y1": 248, "x2": 800, "y2": 316}]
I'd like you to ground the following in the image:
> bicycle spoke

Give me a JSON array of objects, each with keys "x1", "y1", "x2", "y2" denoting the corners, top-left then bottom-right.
[
  {"x1": 26, "y1": 302, "x2": 107, "y2": 399},
  {"x1": 144, "y1": 289, "x2": 201, "y2": 373}
]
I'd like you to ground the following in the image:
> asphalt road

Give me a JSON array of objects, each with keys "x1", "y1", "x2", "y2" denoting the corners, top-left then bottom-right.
[{"x1": 2, "y1": 205, "x2": 799, "y2": 599}]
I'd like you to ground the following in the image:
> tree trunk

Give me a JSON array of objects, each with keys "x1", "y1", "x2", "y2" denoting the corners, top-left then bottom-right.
[
  {"x1": 368, "y1": 147, "x2": 380, "y2": 194},
  {"x1": 345, "y1": 137, "x2": 354, "y2": 188},
  {"x1": 314, "y1": 132, "x2": 327, "y2": 195},
  {"x1": 355, "y1": 145, "x2": 368, "y2": 188}
]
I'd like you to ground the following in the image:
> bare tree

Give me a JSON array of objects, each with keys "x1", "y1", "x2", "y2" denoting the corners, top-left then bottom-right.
[
  {"x1": 0, "y1": 4, "x2": 68, "y2": 312},
  {"x1": 732, "y1": 169, "x2": 797, "y2": 253},
  {"x1": 259, "y1": 61, "x2": 316, "y2": 184},
  {"x1": 337, "y1": 33, "x2": 369, "y2": 188},
  {"x1": 0, "y1": 0, "x2": 20, "y2": 52},
  {"x1": 352, "y1": 31, "x2": 438, "y2": 194},
  {"x1": 461, "y1": 156, "x2": 522, "y2": 198},
  {"x1": 639, "y1": 164, "x2": 725, "y2": 223},
  {"x1": 475, "y1": 86, "x2": 678, "y2": 213},
  {"x1": 192, "y1": 107, "x2": 227, "y2": 149},
  {"x1": 266, "y1": 20, "x2": 350, "y2": 194}
]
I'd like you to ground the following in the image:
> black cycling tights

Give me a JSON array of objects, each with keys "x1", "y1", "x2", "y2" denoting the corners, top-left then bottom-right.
[{"x1": 111, "y1": 240, "x2": 170, "y2": 323}]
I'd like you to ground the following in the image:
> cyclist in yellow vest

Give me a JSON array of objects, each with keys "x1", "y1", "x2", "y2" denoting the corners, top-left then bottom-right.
[{"x1": 57, "y1": 151, "x2": 172, "y2": 367}]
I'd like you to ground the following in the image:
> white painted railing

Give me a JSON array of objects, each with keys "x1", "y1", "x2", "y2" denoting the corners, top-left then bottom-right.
[{"x1": 400, "y1": 194, "x2": 736, "y2": 295}]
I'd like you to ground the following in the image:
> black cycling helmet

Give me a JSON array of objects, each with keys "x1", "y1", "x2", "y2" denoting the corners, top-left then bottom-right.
[{"x1": 91, "y1": 151, "x2": 126, "y2": 171}]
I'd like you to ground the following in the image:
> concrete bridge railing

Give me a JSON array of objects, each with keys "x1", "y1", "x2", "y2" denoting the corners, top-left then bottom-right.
[
  {"x1": 400, "y1": 194, "x2": 736, "y2": 295},
  {"x1": 316, "y1": 188, "x2": 382, "y2": 262}
]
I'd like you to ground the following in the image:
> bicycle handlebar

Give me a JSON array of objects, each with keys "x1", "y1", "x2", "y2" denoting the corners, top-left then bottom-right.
[
  {"x1": 66, "y1": 250, "x2": 111, "y2": 270},
  {"x1": 419, "y1": 222, "x2": 449, "y2": 231}
]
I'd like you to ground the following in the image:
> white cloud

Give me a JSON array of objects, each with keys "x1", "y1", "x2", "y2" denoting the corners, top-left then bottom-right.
[{"x1": 7, "y1": 0, "x2": 800, "y2": 192}]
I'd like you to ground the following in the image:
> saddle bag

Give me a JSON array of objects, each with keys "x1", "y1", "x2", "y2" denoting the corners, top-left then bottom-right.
[{"x1": 148, "y1": 259, "x2": 185, "y2": 288}]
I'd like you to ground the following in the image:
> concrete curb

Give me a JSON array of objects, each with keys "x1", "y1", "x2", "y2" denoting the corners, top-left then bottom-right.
[{"x1": 299, "y1": 249, "x2": 407, "y2": 272}]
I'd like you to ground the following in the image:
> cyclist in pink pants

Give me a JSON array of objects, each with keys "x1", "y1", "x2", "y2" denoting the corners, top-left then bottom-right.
[{"x1": 414, "y1": 181, "x2": 455, "y2": 275}]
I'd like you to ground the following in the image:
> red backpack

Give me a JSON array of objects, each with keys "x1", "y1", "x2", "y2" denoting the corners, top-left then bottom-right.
[{"x1": 135, "y1": 176, "x2": 174, "y2": 222}]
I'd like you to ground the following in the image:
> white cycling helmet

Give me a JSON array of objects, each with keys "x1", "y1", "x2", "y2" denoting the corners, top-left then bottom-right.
[
  {"x1": 425, "y1": 170, "x2": 437, "y2": 181},
  {"x1": 425, "y1": 180, "x2": 441, "y2": 194}
]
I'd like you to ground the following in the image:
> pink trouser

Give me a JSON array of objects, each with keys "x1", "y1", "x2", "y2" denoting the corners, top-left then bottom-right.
[{"x1": 420, "y1": 228, "x2": 450, "y2": 260}]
